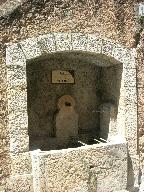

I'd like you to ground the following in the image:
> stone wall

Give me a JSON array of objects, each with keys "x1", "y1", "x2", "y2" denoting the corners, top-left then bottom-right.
[{"x1": 0, "y1": 0, "x2": 143, "y2": 190}]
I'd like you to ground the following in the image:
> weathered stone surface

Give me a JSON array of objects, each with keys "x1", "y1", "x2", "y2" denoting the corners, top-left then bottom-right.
[
  {"x1": 0, "y1": 0, "x2": 143, "y2": 190},
  {"x1": 102, "y1": 39, "x2": 115, "y2": 57},
  {"x1": 9, "y1": 174, "x2": 34, "y2": 192},
  {"x1": 0, "y1": 153, "x2": 11, "y2": 177},
  {"x1": 0, "y1": 138, "x2": 9, "y2": 154},
  {"x1": 11, "y1": 152, "x2": 32, "y2": 175},
  {"x1": 7, "y1": 86, "x2": 27, "y2": 113},
  {"x1": 31, "y1": 142, "x2": 127, "y2": 192},
  {"x1": 138, "y1": 88, "x2": 144, "y2": 137},
  {"x1": 7, "y1": 65, "x2": 26, "y2": 87},
  {"x1": 127, "y1": 155, "x2": 140, "y2": 190},
  {"x1": 10, "y1": 130, "x2": 29, "y2": 153},
  {"x1": 125, "y1": 104, "x2": 137, "y2": 154},
  {"x1": 55, "y1": 33, "x2": 72, "y2": 51},
  {"x1": 72, "y1": 33, "x2": 88, "y2": 51},
  {"x1": 6, "y1": 44, "x2": 26, "y2": 66},
  {"x1": 20, "y1": 38, "x2": 42, "y2": 60},
  {"x1": 124, "y1": 87, "x2": 137, "y2": 104},
  {"x1": 124, "y1": 68, "x2": 136, "y2": 87},
  {"x1": 37, "y1": 33, "x2": 56, "y2": 53},
  {"x1": 8, "y1": 110, "x2": 28, "y2": 132},
  {"x1": 87, "y1": 34, "x2": 102, "y2": 53}
]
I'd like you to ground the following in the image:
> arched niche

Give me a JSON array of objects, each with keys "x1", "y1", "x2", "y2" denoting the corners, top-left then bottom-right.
[{"x1": 6, "y1": 33, "x2": 137, "y2": 155}]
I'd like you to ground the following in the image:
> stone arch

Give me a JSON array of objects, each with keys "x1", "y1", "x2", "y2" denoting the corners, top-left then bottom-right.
[{"x1": 6, "y1": 33, "x2": 137, "y2": 155}]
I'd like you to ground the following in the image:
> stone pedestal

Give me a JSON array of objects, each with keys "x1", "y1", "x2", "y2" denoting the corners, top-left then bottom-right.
[{"x1": 56, "y1": 95, "x2": 78, "y2": 141}]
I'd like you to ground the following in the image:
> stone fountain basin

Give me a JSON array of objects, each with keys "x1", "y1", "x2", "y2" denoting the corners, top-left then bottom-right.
[{"x1": 31, "y1": 141, "x2": 127, "y2": 192}]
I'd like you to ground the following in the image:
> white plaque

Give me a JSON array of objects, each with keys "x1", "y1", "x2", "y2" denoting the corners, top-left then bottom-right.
[
  {"x1": 138, "y1": 3, "x2": 144, "y2": 16},
  {"x1": 52, "y1": 70, "x2": 75, "y2": 84}
]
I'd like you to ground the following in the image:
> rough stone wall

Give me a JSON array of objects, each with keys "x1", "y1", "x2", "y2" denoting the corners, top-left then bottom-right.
[
  {"x1": 0, "y1": 0, "x2": 143, "y2": 190},
  {"x1": 137, "y1": 31, "x2": 144, "y2": 190}
]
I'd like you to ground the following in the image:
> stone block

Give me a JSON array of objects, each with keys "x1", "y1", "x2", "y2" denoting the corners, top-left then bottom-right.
[
  {"x1": 37, "y1": 33, "x2": 56, "y2": 53},
  {"x1": 0, "y1": 177, "x2": 10, "y2": 192},
  {"x1": 31, "y1": 143, "x2": 127, "y2": 192},
  {"x1": 101, "y1": 38, "x2": 115, "y2": 57},
  {"x1": 123, "y1": 49, "x2": 137, "y2": 69},
  {"x1": 117, "y1": 105, "x2": 126, "y2": 138},
  {"x1": 137, "y1": 88, "x2": 144, "y2": 137},
  {"x1": 87, "y1": 34, "x2": 102, "y2": 53},
  {"x1": 138, "y1": 88, "x2": 144, "y2": 108},
  {"x1": 137, "y1": 67, "x2": 144, "y2": 88},
  {"x1": 0, "y1": 138, "x2": 9, "y2": 154},
  {"x1": 7, "y1": 86, "x2": 27, "y2": 113},
  {"x1": 127, "y1": 140, "x2": 138, "y2": 155},
  {"x1": 125, "y1": 104, "x2": 137, "y2": 141},
  {"x1": 72, "y1": 33, "x2": 88, "y2": 51},
  {"x1": 6, "y1": 43, "x2": 26, "y2": 66},
  {"x1": 0, "y1": 124, "x2": 9, "y2": 142},
  {"x1": 31, "y1": 150, "x2": 41, "y2": 192},
  {"x1": 7, "y1": 65, "x2": 26, "y2": 87},
  {"x1": 139, "y1": 136, "x2": 144, "y2": 152},
  {"x1": 8, "y1": 110, "x2": 28, "y2": 132},
  {"x1": 124, "y1": 87, "x2": 137, "y2": 104},
  {"x1": 9, "y1": 174, "x2": 34, "y2": 192},
  {"x1": 0, "y1": 153, "x2": 11, "y2": 177},
  {"x1": 124, "y1": 68, "x2": 136, "y2": 87},
  {"x1": 11, "y1": 152, "x2": 32, "y2": 175},
  {"x1": 10, "y1": 130, "x2": 29, "y2": 153},
  {"x1": 55, "y1": 33, "x2": 72, "y2": 51},
  {"x1": 112, "y1": 44, "x2": 128, "y2": 64},
  {"x1": 20, "y1": 38, "x2": 42, "y2": 60}
]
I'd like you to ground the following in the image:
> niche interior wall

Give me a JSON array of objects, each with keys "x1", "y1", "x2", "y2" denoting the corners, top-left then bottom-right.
[{"x1": 26, "y1": 52, "x2": 123, "y2": 151}]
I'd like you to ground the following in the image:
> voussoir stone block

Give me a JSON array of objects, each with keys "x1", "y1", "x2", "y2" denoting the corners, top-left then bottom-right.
[
  {"x1": 72, "y1": 33, "x2": 88, "y2": 51},
  {"x1": 55, "y1": 33, "x2": 72, "y2": 51},
  {"x1": 112, "y1": 44, "x2": 127, "y2": 63},
  {"x1": 11, "y1": 152, "x2": 32, "y2": 175},
  {"x1": 9, "y1": 174, "x2": 33, "y2": 192},
  {"x1": 87, "y1": 34, "x2": 102, "y2": 53},
  {"x1": 10, "y1": 130, "x2": 29, "y2": 153},
  {"x1": 20, "y1": 38, "x2": 42, "y2": 60},
  {"x1": 6, "y1": 43, "x2": 26, "y2": 66},
  {"x1": 7, "y1": 65, "x2": 26, "y2": 87},
  {"x1": 37, "y1": 33, "x2": 56, "y2": 53},
  {"x1": 101, "y1": 38, "x2": 115, "y2": 57}
]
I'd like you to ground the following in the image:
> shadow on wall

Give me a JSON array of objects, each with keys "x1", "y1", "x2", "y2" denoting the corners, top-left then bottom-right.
[
  {"x1": 127, "y1": 153, "x2": 142, "y2": 192},
  {"x1": 26, "y1": 51, "x2": 123, "y2": 151}
]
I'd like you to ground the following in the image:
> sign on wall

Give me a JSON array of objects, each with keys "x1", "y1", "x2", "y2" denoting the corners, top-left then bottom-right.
[
  {"x1": 138, "y1": 3, "x2": 144, "y2": 16},
  {"x1": 52, "y1": 70, "x2": 75, "y2": 84}
]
